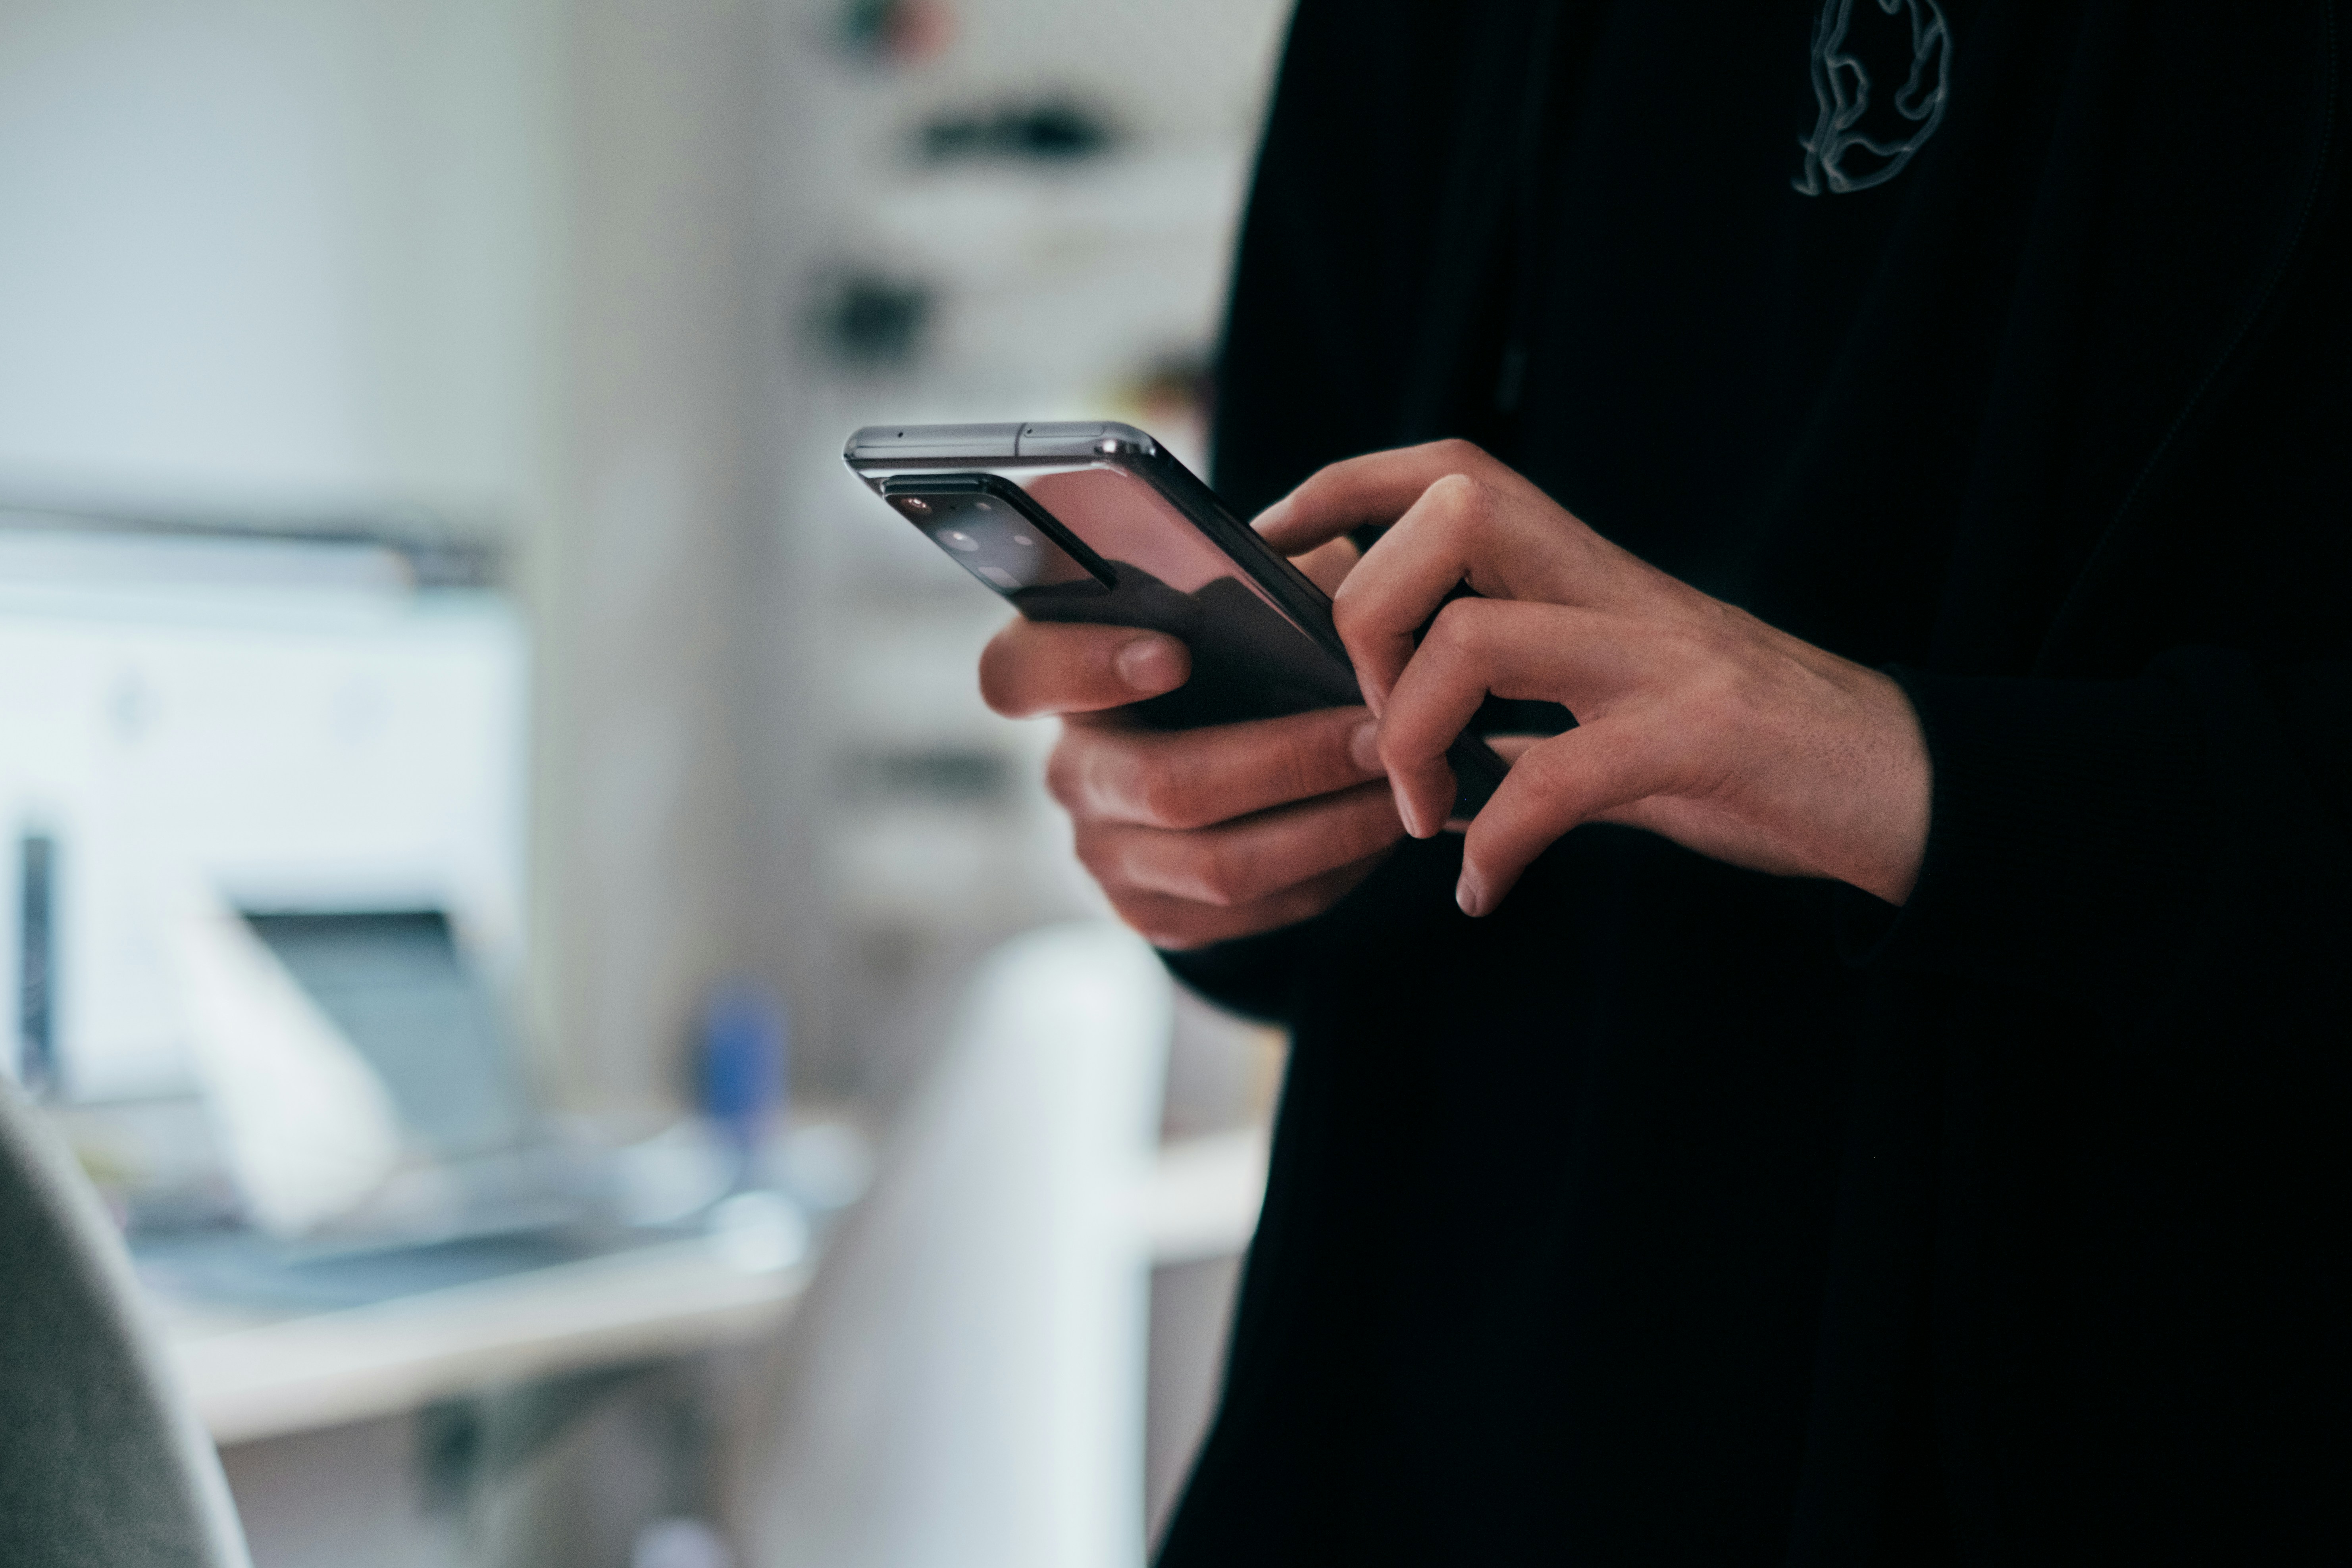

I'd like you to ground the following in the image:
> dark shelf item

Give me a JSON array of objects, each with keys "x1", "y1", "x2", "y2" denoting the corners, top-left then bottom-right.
[
  {"x1": 808, "y1": 272, "x2": 933, "y2": 369},
  {"x1": 918, "y1": 97, "x2": 1118, "y2": 164}
]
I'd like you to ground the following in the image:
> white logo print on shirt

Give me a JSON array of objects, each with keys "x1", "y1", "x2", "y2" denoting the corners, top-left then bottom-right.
[{"x1": 1794, "y1": 0, "x2": 1955, "y2": 195}]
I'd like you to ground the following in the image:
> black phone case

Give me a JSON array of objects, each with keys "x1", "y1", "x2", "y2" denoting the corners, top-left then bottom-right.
[
  {"x1": 1022, "y1": 562, "x2": 1362, "y2": 728},
  {"x1": 845, "y1": 422, "x2": 1509, "y2": 818}
]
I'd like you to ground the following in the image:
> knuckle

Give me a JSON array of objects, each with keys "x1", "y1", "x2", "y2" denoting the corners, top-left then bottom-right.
[
  {"x1": 1519, "y1": 738, "x2": 1584, "y2": 794},
  {"x1": 1426, "y1": 597, "x2": 1491, "y2": 657},
  {"x1": 1069, "y1": 824, "x2": 1120, "y2": 884},
  {"x1": 1295, "y1": 457, "x2": 1355, "y2": 508},
  {"x1": 1686, "y1": 673, "x2": 1761, "y2": 751},
  {"x1": 1670, "y1": 600, "x2": 1740, "y2": 659},
  {"x1": 1426, "y1": 473, "x2": 1496, "y2": 546},
  {"x1": 1061, "y1": 729, "x2": 1188, "y2": 825},
  {"x1": 1189, "y1": 839, "x2": 1254, "y2": 908},
  {"x1": 1046, "y1": 725, "x2": 1128, "y2": 816},
  {"x1": 1042, "y1": 735, "x2": 1085, "y2": 809},
  {"x1": 975, "y1": 629, "x2": 1025, "y2": 716},
  {"x1": 1330, "y1": 582, "x2": 1369, "y2": 641},
  {"x1": 1273, "y1": 726, "x2": 1327, "y2": 804},
  {"x1": 1428, "y1": 437, "x2": 1488, "y2": 470},
  {"x1": 1134, "y1": 754, "x2": 1209, "y2": 830}
]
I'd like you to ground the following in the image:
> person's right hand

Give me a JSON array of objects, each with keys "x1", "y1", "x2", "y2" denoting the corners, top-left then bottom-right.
[{"x1": 979, "y1": 615, "x2": 1405, "y2": 950}]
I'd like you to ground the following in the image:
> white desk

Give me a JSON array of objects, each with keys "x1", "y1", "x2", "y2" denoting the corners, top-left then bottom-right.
[
  {"x1": 157, "y1": 1234, "x2": 809, "y2": 1446},
  {"x1": 153, "y1": 1128, "x2": 1267, "y2": 1448}
]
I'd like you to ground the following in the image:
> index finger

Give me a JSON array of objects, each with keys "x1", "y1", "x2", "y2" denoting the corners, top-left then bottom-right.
[{"x1": 1251, "y1": 439, "x2": 1508, "y2": 556}]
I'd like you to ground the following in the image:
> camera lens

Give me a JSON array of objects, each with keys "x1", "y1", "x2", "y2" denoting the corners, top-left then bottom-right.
[
  {"x1": 900, "y1": 496, "x2": 932, "y2": 515},
  {"x1": 943, "y1": 529, "x2": 981, "y2": 552}
]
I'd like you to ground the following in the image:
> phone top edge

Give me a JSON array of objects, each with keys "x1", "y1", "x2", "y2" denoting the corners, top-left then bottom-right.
[
  {"x1": 843, "y1": 422, "x2": 1021, "y2": 463},
  {"x1": 843, "y1": 420, "x2": 1158, "y2": 467},
  {"x1": 1015, "y1": 421, "x2": 1157, "y2": 460}
]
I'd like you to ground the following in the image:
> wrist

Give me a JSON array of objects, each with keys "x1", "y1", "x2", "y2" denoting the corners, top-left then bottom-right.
[{"x1": 1830, "y1": 666, "x2": 1931, "y2": 904}]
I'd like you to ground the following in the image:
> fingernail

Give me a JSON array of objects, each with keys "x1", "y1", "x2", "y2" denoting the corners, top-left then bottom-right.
[
  {"x1": 1114, "y1": 635, "x2": 1182, "y2": 693},
  {"x1": 1251, "y1": 498, "x2": 1290, "y2": 533},
  {"x1": 1455, "y1": 871, "x2": 1486, "y2": 918},
  {"x1": 1349, "y1": 718, "x2": 1383, "y2": 775},
  {"x1": 1393, "y1": 781, "x2": 1429, "y2": 839}
]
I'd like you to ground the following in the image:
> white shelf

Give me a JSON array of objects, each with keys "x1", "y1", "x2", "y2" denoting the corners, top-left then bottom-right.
[{"x1": 863, "y1": 151, "x2": 1247, "y2": 291}]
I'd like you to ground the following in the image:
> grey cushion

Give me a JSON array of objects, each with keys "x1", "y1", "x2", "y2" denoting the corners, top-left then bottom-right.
[{"x1": 0, "y1": 1078, "x2": 250, "y2": 1567}]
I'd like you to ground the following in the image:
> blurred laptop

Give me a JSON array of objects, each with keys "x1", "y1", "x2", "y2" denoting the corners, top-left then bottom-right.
[
  {"x1": 0, "y1": 520, "x2": 664, "y2": 1312},
  {"x1": 130, "y1": 906, "x2": 651, "y2": 1313}
]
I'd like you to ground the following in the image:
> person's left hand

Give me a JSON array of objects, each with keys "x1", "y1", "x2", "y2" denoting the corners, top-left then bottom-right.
[{"x1": 1254, "y1": 441, "x2": 1932, "y2": 918}]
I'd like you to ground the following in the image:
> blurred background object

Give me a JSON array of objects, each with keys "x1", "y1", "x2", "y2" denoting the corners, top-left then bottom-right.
[
  {"x1": 0, "y1": 0, "x2": 1295, "y2": 1561},
  {"x1": 729, "y1": 922, "x2": 1168, "y2": 1568}
]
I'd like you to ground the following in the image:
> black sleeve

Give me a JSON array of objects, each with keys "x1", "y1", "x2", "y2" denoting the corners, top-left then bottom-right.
[{"x1": 1838, "y1": 650, "x2": 2352, "y2": 1035}]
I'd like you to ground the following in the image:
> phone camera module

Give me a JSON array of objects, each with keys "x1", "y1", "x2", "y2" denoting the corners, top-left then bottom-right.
[{"x1": 942, "y1": 528, "x2": 982, "y2": 552}]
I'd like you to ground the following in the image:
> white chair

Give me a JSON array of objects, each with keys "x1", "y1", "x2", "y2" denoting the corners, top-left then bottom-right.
[
  {"x1": 0, "y1": 1077, "x2": 252, "y2": 1567},
  {"x1": 730, "y1": 922, "x2": 1172, "y2": 1568}
]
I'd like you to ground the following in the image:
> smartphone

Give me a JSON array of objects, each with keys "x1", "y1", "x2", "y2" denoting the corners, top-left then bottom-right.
[{"x1": 843, "y1": 420, "x2": 1508, "y2": 818}]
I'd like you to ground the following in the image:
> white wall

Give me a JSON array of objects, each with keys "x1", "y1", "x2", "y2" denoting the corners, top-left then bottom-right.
[
  {"x1": 0, "y1": 0, "x2": 558, "y2": 518},
  {"x1": 535, "y1": 0, "x2": 783, "y2": 1111}
]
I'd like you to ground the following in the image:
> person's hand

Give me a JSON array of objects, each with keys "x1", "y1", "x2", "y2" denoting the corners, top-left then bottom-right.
[
  {"x1": 1255, "y1": 441, "x2": 1932, "y2": 918},
  {"x1": 978, "y1": 540, "x2": 1406, "y2": 948}
]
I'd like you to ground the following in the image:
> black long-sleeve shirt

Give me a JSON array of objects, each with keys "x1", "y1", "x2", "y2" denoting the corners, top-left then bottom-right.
[{"x1": 1159, "y1": 3, "x2": 2351, "y2": 1561}]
